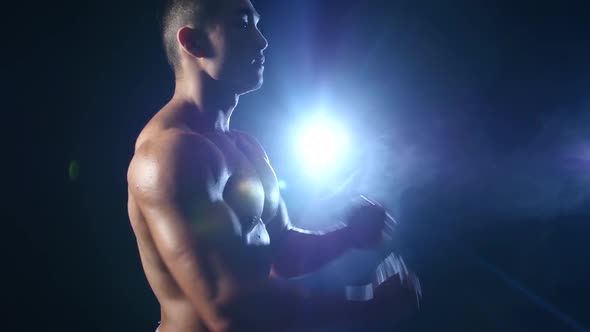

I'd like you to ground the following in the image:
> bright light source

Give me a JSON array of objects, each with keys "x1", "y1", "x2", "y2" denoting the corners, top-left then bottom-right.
[{"x1": 298, "y1": 116, "x2": 349, "y2": 174}]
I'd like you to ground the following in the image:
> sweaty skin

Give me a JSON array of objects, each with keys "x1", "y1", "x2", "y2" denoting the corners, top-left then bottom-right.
[
  {"x1": 127, "y1": 0, "x2": 420, "y2": 331},
  {"x1": 126, "y1": 105, "x2": 383, "y2": 332},
  {"x1": 128, "y1": 102, "x2": 280, "y2": 331},
  {"x1": 127, "y1": 106, "x2": 419, "y2": 332}
]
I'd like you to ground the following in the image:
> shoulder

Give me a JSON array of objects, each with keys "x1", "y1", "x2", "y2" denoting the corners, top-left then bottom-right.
[
  {"x1": 135, "y1": 128, "x2": 223, "y2": 162},
  {"x1": 128, "y1": 129, "x2": 227, "y2": 203},
  {"x1": 133, "y1": 100, "x2": 197, "y2": 151}
]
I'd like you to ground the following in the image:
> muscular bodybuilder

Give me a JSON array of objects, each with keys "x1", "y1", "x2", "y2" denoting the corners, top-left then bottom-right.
[{"x1": 127, "y1": 0, "x2": 421, "y2": 331}]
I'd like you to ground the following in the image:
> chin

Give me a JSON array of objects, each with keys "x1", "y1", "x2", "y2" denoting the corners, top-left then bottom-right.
[{"x1": 235, "y1": 75, "x2": 264, "y2": 95}]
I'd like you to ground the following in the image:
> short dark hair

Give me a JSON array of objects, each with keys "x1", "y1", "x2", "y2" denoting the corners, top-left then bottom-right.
[{"x1": 159, "y1": 0, "x2": 224, "y2": 73}]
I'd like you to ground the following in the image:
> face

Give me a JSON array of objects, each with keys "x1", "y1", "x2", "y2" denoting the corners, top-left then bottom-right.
[{"x1": 198, "y1": 0, "x2": 268, "y2": 95}]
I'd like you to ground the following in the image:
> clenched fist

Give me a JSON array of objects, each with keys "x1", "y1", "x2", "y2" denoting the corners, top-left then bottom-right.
[{"x1": 344, "y1": 196, "x2": 387, "y2": 249}]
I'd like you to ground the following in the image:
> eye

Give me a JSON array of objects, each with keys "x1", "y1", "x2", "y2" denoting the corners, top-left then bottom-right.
[{"x1": 239, "y1": 15, "x2": 250, "y2": 29}]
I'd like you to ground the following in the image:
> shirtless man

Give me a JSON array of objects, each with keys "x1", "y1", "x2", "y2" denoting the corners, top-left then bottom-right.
[{"x1": 126, "y1": 0, "x2": 421, "y2": 331}]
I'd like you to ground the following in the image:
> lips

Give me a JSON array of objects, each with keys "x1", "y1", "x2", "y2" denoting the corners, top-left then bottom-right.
[{"x1": 251, "y1": 56, "x2": 265, "y2": 66}]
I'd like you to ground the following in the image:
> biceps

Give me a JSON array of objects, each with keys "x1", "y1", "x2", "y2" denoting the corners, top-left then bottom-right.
[{"x1": 146, "y1": 198, "x2": 239, "y2": 250}]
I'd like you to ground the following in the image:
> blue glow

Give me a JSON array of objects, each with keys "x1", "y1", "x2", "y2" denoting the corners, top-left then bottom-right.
[
  {"x1": 278, "y1": 179, "x2": 287, "y2": 189},
  {"x1": 297, "y1": 114, "x2": 349, "y2": 175}
]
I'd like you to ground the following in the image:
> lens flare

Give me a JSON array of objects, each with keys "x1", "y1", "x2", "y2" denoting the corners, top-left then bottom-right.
[{"x1": 298, "y1": 117, "x2": 349, "y2": 174}]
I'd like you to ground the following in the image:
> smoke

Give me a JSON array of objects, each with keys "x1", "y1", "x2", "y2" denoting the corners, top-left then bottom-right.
[
  {"x1": 297, "y1": 107, "x2": 590, "y2": 230},
  {"x1": 397, "y1": 107, "x2": 590, "y2": 221}
]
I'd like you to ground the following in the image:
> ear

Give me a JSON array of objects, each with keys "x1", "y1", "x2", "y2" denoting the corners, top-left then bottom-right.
[{"x1": 177, "y1": 26, "x2": 206, "y2": 58}]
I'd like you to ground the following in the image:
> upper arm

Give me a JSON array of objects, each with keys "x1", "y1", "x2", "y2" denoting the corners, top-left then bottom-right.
[
  {"x1": 127, "y1": 132, "x2": 242, "y2": 330},
  {"x1": 128, "y1": 131, "x2": 240, "y2": 246}
]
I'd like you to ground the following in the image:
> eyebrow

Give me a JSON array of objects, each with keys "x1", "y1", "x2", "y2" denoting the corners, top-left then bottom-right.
[{"x1": 234, "y1": 8, "x2": 261, "y2": 20}]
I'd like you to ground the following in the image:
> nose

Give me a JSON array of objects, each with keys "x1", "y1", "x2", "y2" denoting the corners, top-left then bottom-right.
[{"x1": 254, "y1": 27, "x2": 268, "y2": 52}]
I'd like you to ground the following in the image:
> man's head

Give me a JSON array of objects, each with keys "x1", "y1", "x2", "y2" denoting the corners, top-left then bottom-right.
[{"x1": 161, "y1": 0, "x2": 268, "y2": 95}]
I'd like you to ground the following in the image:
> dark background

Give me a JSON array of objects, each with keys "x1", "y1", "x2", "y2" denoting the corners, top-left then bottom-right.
[{"x1": 8, "y1": 0, "x2": 590, "y2": 331}]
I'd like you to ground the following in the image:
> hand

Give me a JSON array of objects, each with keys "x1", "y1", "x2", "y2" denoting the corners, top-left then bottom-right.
[{"x1": 345, "y1": 196, "x2": 387, "y2": 249}]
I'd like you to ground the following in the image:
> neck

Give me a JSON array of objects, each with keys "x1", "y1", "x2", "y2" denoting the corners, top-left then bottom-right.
[{"x1": 172, "y1": 72, "x2": 239, "y2": 133}]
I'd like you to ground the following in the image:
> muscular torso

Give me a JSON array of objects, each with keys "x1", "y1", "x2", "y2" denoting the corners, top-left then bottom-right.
[{"x1": 127, "y1": 106, "x2": 282, "y2": 331}]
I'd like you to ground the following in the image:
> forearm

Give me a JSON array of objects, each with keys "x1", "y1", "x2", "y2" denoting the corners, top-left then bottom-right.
[{"x1": 271, "y1": 227, "x2": 353, "y2": 278}]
